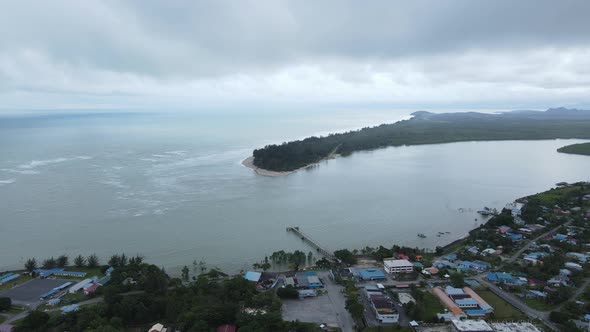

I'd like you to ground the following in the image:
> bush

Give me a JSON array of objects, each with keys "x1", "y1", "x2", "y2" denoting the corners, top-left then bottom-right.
[
  {"x1": 549, "y1": 310, "x2": 570, "y2": 324},
  {"x1": 334, "y1": 249, "x2": 357, "y2": 265},
  {"x1": 277, "y1": 285, "x2": 299, "y2": 299},
  {"x1": 0, "y1": 297, "x2": 11, "y2": 311},
  {"x1": 17, "y1": 311, "x2": 49, "y2": 331}
]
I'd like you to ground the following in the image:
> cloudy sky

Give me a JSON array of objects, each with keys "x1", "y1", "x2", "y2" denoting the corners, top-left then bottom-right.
[{"x1": 1, "y1": 0, "x2": 590, "y2": 113}]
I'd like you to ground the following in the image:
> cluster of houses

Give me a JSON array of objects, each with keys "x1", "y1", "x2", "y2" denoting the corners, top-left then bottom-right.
[
  {"x1": 486, "y1": 223, "x2": 589, "y2": 302},
  {"x1": 244, "y1": 270, "x2": 323, "y2": 297},
  {"x1": 364, "y1": 284, "x2": 399, "y2": 323},
  {"x1": 431, "y1": 253, "x2": 491, "y2": 276},
  {"x1": 432, "y1": 286, "x2": 493, "y2": 319}
]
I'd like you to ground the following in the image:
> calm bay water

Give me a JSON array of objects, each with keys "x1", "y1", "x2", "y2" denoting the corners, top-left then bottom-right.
[{"x1": 1, "y1": 110, "x2": 589, "y2": 273}]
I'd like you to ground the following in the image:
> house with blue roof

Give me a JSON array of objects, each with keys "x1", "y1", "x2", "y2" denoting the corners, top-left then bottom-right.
[
  {"x1": 553, "y1": 234, "x2": 568, "y2": 241},
  {"x1": 455, "y1": 298, "x2": 479, "y2": 308},
  {"x1": 486, "y1": 272, "x2": 525, "y2": 285},
  {"x1": 458, "y1": 261, "x2": 490, "y2": 272},
  {"x1": 445, "y1": 286, "x2": 465, "y2": 296},
  {"x1": 357, "y1": 268, "x2": 387, "y2": 281},
  {"x1": 443, "y1": 253, "x2": 458, "y2": 261},
  {"x1": 33, "y1": 268, "x2": 87, "y2": 278},
  {"x1": 526, "y1": 290, "x2": 547, "y2": 299},
  {"x1": 464, "y1": 309, "x2": 487, "y2": 317},
  {"x1": 435, "y1": 260, "x2": 457, "y2": 269},
  {"x1": 505, "y1": 232, "x2": 523, "y2": 242}
]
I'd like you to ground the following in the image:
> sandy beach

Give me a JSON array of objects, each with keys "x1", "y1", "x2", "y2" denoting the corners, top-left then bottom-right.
[
  {"x1": 242, "y1": 153, "x2": 340, "y2": 177},
  {"x1": 241, "y1": 156, "x2": 296, "y2": 177},
  {"x1": 242, "y1": 156, "x2": 326, "y2": 176}
]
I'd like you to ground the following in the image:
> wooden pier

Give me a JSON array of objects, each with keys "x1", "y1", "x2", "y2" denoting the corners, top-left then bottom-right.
[{"x1": 286, "y1": 226, "x2": 335, "y2": 259}]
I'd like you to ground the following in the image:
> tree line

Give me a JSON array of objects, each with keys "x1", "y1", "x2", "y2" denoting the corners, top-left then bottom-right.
[
  {"x1": 252, "y1": 109, "x2": 590, "y2": 171},
  {"x1": 24, "y1": 254, "x2": 101, "y2": 272},
  {"x1": 15, "y1": 261, "x2": 320, "y2": 332}
]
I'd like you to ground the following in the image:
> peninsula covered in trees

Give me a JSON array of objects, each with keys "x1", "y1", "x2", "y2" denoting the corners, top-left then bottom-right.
[
  {"x1": 557, "y1": 142, "x2": 590, "y2": 156},
  {"x1": 250, "y1": 108, "x2": 590, "y2": 172}
]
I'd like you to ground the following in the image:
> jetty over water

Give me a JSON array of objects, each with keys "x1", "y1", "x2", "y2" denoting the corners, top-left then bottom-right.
[{"x1": 286, "y1": 226, "x2": 335, "y2": 259}]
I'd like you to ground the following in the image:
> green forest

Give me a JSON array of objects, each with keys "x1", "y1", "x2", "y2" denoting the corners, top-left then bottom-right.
[
  {"x1": 252, "y1": 108, "x2": 590, "y2": 171},
  {"x1": 557, "y1": 142, "x2": 590, "y2": 156}
]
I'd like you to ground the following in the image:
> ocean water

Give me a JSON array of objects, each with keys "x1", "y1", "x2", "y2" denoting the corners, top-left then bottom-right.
[{"x1": 1, "y1": 110, "x2": 589, "y2": 274}]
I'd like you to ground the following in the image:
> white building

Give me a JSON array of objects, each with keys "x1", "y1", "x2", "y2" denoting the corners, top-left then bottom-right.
[
  {"x1": 69, "y1": 278, "x2": 93, "y2": 293},
  {"x1": 490, "y1": 322, "x2": 540, "y2": 332},
  {"x1": 383, "y1": 259, "x2": 413, "y2": 273},
  {"x1": 450, "y1": 318, "x2": 493, "y2": 332}
]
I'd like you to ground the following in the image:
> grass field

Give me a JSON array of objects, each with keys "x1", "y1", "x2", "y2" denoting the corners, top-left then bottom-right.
[
  {"x1": 422, "y1": 291, "x2": 445, "y2": 321},
  {"x1": 477, "y1": 290, "x2": 526, "y2": 320},
  {"x1": 532, "y1": 185, "x2": 586, "y2": 206},
  {"x1": 523, "y1": 298, "x2": 556, "y2": 311}
]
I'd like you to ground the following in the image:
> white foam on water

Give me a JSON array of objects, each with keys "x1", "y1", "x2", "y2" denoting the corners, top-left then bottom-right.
[
  {"x1": 0, "y1": 168, "x2": 40, "y2": 175},
  {"x1": 18, "y1": 156, "x2": 93, "y2": 169},
  {"x1": 164, "y1": 150, "x2": 188, "y2": 156},
  {"x1": 0, "y1": 179, "x2": 16, "y2": 185}
]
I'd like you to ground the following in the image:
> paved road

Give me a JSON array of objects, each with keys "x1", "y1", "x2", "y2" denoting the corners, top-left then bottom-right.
[
  {"x1": 320, "y1": 272, "x2": 355, "y2": 332},
  {"x1": 475, "y1": 276, "x2": 559, "y2": 331}
]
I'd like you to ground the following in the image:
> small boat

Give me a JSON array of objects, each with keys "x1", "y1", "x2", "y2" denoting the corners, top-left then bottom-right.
[
  {"x1": 477, "y1": 207, "x2": 494, "y2": 216},
  {"x1": 438, "y1": 232, "x2": 445, "y2": 235},
  {"x1": 445, "y1": 231, "x2": 451, "y2": 234},
  {"x1": 417, "y1": 233, "x2": 426, "y2": 238}
]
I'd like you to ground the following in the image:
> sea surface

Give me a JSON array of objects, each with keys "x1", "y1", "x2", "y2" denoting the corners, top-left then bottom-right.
[{"x1": 1, "y1": 110, "x2": 589, "y2": 274}]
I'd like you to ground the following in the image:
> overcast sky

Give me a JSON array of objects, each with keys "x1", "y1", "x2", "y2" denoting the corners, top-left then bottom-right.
[{"x1": 1, "y1": 0, "x2": 590, "y2": 113}]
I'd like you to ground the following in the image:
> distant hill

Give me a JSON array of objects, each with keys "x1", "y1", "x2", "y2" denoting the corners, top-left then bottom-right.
[{"x1": 252, "y1": 108, "x2": 590, "y2": 172}]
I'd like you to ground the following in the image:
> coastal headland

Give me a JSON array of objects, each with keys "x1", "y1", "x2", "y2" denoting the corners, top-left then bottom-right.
[{"x1": 250, "y1": 107, "x2": 590, "y2": 173}]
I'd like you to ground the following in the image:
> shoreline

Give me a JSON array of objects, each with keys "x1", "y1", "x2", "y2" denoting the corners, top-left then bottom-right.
[
  {"x1": 242, "y1": 149, "x2": 341, "y2": 177},
  {"x1": 241, "y1": 155, "x2": 337, "y2": 177},
  {"x1": 241, "y1": 156, "x2": 297, "y2": 177}
]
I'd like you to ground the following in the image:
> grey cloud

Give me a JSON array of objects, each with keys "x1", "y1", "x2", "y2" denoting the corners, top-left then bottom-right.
[
  {"x1": 2, "y1": 0, "x2": 590, "y2": 79},
  {"x1": 1, "y1": 0, "x2": 590, "y2": 111}
]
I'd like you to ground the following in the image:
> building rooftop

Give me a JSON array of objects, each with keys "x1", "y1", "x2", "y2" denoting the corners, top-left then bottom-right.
[
  {"x1": 357, "y1": 268, "x2": 386, "y2": 279},
  {"x1": 383, "y1": 259, "x2": 413, "y2": 267},
  {"x1": 307, "y1": 275, "x2": 321, "y2": 284},
  {"x1": 445, "y1": 286, "x2": 465, "y2": 296},
  {"x1": 450, "y1": 319, "x2": 493, "y2": 332},
  {"x1": 490, "y1": 322, "x2": 540, "y2": 332},
  {"x1": 244, "y1": 271, "x2": 262, "y2": 282},
  {"x1": 455, "y1": 298, "x2": 479, "y2": 306}
]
